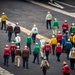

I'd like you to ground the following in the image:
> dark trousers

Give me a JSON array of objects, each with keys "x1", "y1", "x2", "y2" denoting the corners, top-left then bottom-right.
[
  {"x1": 8, "y1": 32, "x2": 12, "y2": 42},
  {"x1": 58, "y1": 40, "x2": 62, "y2": 45},
  {"x1": 33, "y1": 53, "x2": 39, "y2": 64},
  {"x1": 11, "y1": 51, "x2": 15, "y2": 63},
  {"x1": 27, "y1": 43, "x2": 31, "y2": 54},
  {"x1": 4, "y1": 55, "x2": 9, "y2": 66},
  {"x1": 52, "y1": 44, "x2": 56, "y2": 55},
  {"x1": 66, "y1": 49, "x2": 70, "y2": 59},
  {"x1": 63, "y1": 73, "x2": 70, "y2": 75},
  {"x1": 22, "y1": 57, "x2": 29, "y2": 69},
  {"x1": 62, "y1": 45, "x2": 66, "y2": 53},
  {"x1": 73, "y1": 43, "x2": 75, "y2": 47},
  {"x1": 45, "y1": 50, "x2": 49, "y2": 61},
  {"x1": 17, "y1": 43, "x2": 20, "y2": 48},
  {"x1": 42, "y1": 67, "x2": 47, "y2": 75},
  {"x1": 15, "y1": 32, "x2": 19, "y2": 37},
  {"x1": 56, "y1": 52, "x2": 61, "y2": 61},
  {"x1": 71, "y1": 42, "x2": 73, "y2": 46},
  {"x1": 70, "y1": 59, "x2": 75, "y2": 70},
  {"x1": 63, "y1": 29, "x2": 67, "y2": 34},
  {"x1": 32, "y1": 33, "x2": 37, "y2": 43},
  {"x1": 1, "y1": 21, "x2": 6, "y2": 30},
  {"x1": 46, "y1": 20, "x2": 51, "y2": 29}
]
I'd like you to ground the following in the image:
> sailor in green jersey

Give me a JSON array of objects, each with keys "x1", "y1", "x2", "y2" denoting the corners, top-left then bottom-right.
[
  {"x1": 52, "y1": 18, "x2": 59, "y2": 35},
  {"x1": 32, "y1": 43, "x2": 40, "y2": 64},
  {"x1": 70, "y1": 23, "x2": 75, "y2": 34},
  {"x1": 25, "y1": 33, "x2": 32, "y2": 54}
]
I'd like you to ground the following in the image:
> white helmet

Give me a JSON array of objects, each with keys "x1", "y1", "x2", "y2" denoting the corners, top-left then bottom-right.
[
  {"x1": 71, "y1": 33, "x2": 73, "y2": 35},
  {"x1": 24, "y1": 45, "x2": 27, "y2": 48},
  {"x1": 68, "y1": 39, "x2": 70, "y2": 41},
  {"x1": 43, "y1": 56, "x2": 47, "y2": 60},
  {"x1": 27, "y1": 33, "x2": 30, "y2": 35},
  {"x1": 33, "y1": 24, "x2": 36, "y2": 27},
  {"x1": 47, "y1": 11, "x2": 50, "y2": 14},
  {"x1": 36, "y1": 42, "x2": 38, "y2": 45},
  {"x1": 16, "y1": 22, "x2": 19, "y2": 25},
  {"x1": 54, "y1": 18, "x2": 57, "y2": 20},
  {"x1": 17, "y1": 46, "x2": 19, "y2": 49},
  {"x1": 2, "y1": 12, "x2": 5, "y2": 15},
  {"x1": 72, "y1": 23, "x2": 74, "y2": 26},
  {"x1": 17, "y1": 34, "x2": 19, "y2": 36},
  {"x1": 52, "y1": 35, "x2": 55, "y2": 38},
  {"x1": 64, "y1": 20, "x2": 67, "y2": 22}
]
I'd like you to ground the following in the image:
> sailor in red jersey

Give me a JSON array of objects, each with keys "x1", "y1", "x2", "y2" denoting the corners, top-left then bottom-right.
[
  {"x1": 62, "y1": 61, "x2": 70, "y2": 75},
  {"x1": 56, "y1": 31, "x2": 62, "y2": 45},
  {"x1": 62, "y1": 20, "x2": 69, "y2": 34},
  {"x1": 43, "y1": 41, "x2": 52, "y2": 61},
  {"x1": 10, "y1": 41, "x2": 17, "y2": 63},
  {"x1": 55, "y1": 43, "x2": 62, "y2": 62},
  {"x1": 3, "y1": 44, "x2": 10, "y2": 67}
]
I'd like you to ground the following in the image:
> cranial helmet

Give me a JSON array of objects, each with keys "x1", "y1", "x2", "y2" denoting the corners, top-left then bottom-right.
[
  {"x1": 46, "y1": 41, "x2": 49, "y2": 44},
  {"x1": 62, "y1": 61, "x2": 67, "y2": 65},
  {"x1": 71, "y1": 33, "x2": 73, "y2": 35},
  {"x1": 16, "y1": 22, "x2": 19, "y2": 25},
  {"x1": 54, "y1": 18, "x2": 57, "y2": 20},
  {"x1": 24, "y1": 45, "x2": 27, "y2": 48},
  {"x1": 72, "y1": 23, "x2": 74, "y2": 26},
  {"x1": 43, "y1": 56, "x2": 47, "y2": 60},
  {"x1": 64, "y1": 20, "x2": 67, "y2": 22},
  {"x1": 47, "y1": 11, "x2": 50, "y2": 14},
  {"x1": 52, "y1": 35, "x2": 55, "y2": 38},
  {"x1": 2, "y1": 12, "x2": 5, "y2": 15},
  {"x1": 11, "y1": 41, "x2": 14, "y2": 44},
  {"x1": 36, "y1": 42, "x2": 38, "y2": 45},
  {"x1": 68, "y1": 39, "x2": 70, "y2": 41},
  {"x1": 17, "y1": 46, "x2": 19, "y2": 48},
  {"x1": 6, "y1": 44, "x2": 9, "y2": 47},
  {"x1": 57, "y1": 43, "x2": 60, "y2": 46},
  {"x1": 27, "y1": 33, "x2": 30, "y2": 35},
  {"x1": 33, "y1": 24, "x2": 36, "y2": 27},
  {"x1": 17, "y1": 34, "x2": 19, "y2": 36},
  {"x1": 58, "y1": 31, "x2": 61, "y2": 34}
]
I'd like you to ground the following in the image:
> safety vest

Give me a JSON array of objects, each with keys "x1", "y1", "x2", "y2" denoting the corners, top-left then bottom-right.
[
  {"x1": 71, "y1": 26, "x2": 75, "y2": 33},
  {"x1": 69, "y1": 50, "x2": 75, "y2": 59}
]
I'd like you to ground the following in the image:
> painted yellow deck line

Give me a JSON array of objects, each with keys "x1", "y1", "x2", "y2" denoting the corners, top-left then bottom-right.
[
  {"x1": 6, "y1": 20, "x2": 50, "y2": 42},
  {"x1": 20, "y1": 25, "x2": 50, "y2": 41}
]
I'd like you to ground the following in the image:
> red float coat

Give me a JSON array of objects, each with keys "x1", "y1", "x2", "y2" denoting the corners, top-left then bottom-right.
[
  {"x1": 10, "y1": 44, "x2": 17, "y2": 52},
  {"x1": 3, "y1": 48, "x2": 10, "y2": 56},
  {"x1": 62, "y1": 22, "x2": 69, "y2": 30},
  {"x1": 55, "y1": 45, "x2": 62, "y2": 52},
  {"x1": 43, "y1": 43, "x2": 52, "y2": 51},
  {"x1": 56, "y1": 33, "x2": 62, "y2": 41},
  {"x1": 62, "y1": 65, "x2": 70, "y2": 73}
]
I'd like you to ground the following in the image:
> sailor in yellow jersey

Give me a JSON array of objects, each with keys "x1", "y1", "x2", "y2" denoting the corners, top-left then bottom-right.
[
  {"x1": 50, "y1": 35, "x2": 57, "y2": 55},
  {"x1": 1, "y1": 12, "x2": 8, "y2": 30}
]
